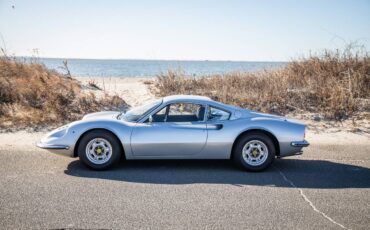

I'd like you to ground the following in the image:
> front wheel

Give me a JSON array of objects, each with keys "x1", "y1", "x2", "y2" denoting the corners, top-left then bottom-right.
[
  {"x1": 78, "y1": 130, "x2": 122, "y2": 170},
  {"x1": 233, "y1": 132, "x2": 275, "y2": 171}
]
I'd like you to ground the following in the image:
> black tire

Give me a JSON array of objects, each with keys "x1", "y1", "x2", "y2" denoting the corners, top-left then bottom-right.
[
  {"x1": 232, "y1": 132, "x2": 275, "y2": 172},
  {"x1": 78, "y1": 130, "x2": 122, "y2": 170}
]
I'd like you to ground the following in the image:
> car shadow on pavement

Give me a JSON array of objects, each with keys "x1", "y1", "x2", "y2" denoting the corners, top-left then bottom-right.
[{"x1": 64, "y1": 159, "x2": 370, "y2": 189}]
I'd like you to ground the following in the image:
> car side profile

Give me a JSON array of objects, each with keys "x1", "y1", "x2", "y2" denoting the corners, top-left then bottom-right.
[{"x1": 37, "y1": 95, "x2": 309, "y2": 171}]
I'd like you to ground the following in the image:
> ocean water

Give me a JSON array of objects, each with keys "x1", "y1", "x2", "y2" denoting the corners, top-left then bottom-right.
[{"x1": 37, "y1": 58, "x2": 286, "y2": 78}]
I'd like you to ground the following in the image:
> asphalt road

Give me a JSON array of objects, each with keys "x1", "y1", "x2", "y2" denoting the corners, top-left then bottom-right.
[{"x1": 0, "y1": 137, "x2": 369, "y2": 229}]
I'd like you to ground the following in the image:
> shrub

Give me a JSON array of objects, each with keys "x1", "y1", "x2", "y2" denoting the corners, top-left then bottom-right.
[
  {"x1": 153, "y1": 49, "x2": 370, "y2": 120},
  {"x1": 0, "y1": 57, "x2": 127, "y2": 131}
]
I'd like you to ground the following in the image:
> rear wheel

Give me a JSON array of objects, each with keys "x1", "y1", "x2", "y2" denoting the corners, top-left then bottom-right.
[
  {"x1": 233, "y1": 132, "x2": 275, "y2": 171},
  {"x1": 78, "y1": 130, "x2": 122, "y2": 170}
]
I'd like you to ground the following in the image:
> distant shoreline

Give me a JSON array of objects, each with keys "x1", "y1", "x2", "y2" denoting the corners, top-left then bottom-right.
[
  {"x1": 16, "y1": 56, "x2": 288, "y2": 63},
  {"x1": 18, "y1": 57, "x2": 287, "y2": 78}
]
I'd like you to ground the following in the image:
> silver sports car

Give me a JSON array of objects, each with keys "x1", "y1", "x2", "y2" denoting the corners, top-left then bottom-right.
[{"x1": 37, "y1": 95, "x2": 309, "y2": 171}]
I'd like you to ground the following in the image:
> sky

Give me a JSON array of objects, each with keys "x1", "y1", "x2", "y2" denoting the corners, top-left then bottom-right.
[{"x1": 0, "y1": 0, "x2": 369, "y2": 61}]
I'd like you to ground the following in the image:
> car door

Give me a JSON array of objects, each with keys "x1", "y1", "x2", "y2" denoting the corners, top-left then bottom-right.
[{"x1": 130, "y1": 102, "x2": 207, "y2": 156}]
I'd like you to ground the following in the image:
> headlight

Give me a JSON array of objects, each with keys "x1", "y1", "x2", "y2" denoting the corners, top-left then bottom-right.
[
  {"x1": 56, "y1": 125, "x2": 69, "y2": 131},
  {"x1": 48, "y1": 125, "x2": 69, "y2": 138}
]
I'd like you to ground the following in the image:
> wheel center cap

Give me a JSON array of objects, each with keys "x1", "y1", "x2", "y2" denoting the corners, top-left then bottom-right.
[
  {"x1": 252, "y1": 149, "x2": 259, "y2": 157},
  {"x1": 96, "y1": 147, "x2": 102, "y2": 155}
]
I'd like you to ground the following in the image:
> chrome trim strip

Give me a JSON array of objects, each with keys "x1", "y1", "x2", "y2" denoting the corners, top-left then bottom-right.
[
  {"x1": 290, "y1": 140, "x2": 310, "y2": 147},
  {"x1": 36, "y1": 142, "x2": 70, "y2": 150}
]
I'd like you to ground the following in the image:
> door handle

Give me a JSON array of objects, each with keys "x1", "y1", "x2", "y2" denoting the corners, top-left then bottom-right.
[{"x1": 208, "y1": 124, "x2": 223, "y2": 130}]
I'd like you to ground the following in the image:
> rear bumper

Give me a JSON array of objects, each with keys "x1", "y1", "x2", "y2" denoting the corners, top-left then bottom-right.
[
  {"x1": 36, "y1": 142, "x2": 73, "y2": 157},
  {"x1": 291, "y1": 140, "x2": 310, "y2": 147},
  {"x1": 278, "y1": 140, "x2": 309, "y2": 158}
]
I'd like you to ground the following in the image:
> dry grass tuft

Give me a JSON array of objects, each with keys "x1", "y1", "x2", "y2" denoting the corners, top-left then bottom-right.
[
  {"x1": 87, "y1": 79, "x2": 102, "y2": 90},
  {"x1": 0, "y1": 57, "x2": 127, "y2": 131},
  {"x1": 153, "y1": 49, "x2": 370, "y2": 120}
]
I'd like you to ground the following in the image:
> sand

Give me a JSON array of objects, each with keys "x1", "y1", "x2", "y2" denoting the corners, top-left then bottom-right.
[{"x1": 76, "y1": 77, "x2": 156, "y2": 106}]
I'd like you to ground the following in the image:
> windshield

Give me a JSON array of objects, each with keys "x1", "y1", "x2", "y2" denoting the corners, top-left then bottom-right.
[{"x1": 119, "y1": 99, "x2": 162, "y2": 122}]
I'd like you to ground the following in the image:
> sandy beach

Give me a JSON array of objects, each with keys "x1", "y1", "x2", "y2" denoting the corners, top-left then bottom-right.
[{"x1": 76, "y1": 77, "x2": 156, "y2": 107}]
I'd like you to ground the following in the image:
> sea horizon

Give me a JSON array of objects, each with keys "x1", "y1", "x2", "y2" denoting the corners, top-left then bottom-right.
[{"x1": 18, "y1": 56, "x2": 287, "y2": 78}]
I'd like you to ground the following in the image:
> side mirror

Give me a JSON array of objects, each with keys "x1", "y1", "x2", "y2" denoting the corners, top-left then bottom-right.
[{"x1": 148, "y1": 115, "x2": 153, "y2": 123}]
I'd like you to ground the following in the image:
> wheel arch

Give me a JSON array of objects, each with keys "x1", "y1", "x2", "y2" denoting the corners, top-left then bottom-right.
[
  {"x1": 73, "y1": 128, "x2": 125, "y2": 158},
  {"x1": 231, "y1": 128, "x2": 280, "y2": 158}
]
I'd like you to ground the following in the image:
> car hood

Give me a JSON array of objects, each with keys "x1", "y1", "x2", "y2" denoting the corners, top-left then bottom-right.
[{"x1": 82, "y1": 111, "x2": 121, "y2": 121}]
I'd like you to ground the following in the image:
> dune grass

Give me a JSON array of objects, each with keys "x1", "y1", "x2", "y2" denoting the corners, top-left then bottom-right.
[
  {"x1": 0, "y1": 56, "x2": 127, "y2": 131},
  {"x1": 153, "y1": 49, "x2": 370, "y2": 120}
]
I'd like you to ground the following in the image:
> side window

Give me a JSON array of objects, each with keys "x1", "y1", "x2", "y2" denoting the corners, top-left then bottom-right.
[
  {"x1": 207, "y1": 106, "x2": 230, "y2": 121},
  {"x1": 151, "y1": 106, "x2": 167, "y2": 122},
  {"x1": 167, "y1": 103, "x2": 205, "y2": 122}
]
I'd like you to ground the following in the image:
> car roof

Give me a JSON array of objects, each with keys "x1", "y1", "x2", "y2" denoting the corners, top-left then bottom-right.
[{"x1": 162, "y1": 95, "x2": 212, "y2": 103}]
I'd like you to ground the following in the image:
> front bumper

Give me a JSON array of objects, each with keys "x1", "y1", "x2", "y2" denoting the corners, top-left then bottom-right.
[
  {"x1": 36, "y1": 142, "x2": 70, "y2": 150},
  {"x1": 36, "y1": 142, "x2": 73, "y2": 157},
  {"x1": 290, "y1": 140, "x2": 310, "y2": 147}
]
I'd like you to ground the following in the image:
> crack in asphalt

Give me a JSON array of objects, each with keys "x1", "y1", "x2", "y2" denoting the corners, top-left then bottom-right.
[{"x1": 275, "y1": 166, "x2": 348, "y2": 229}]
